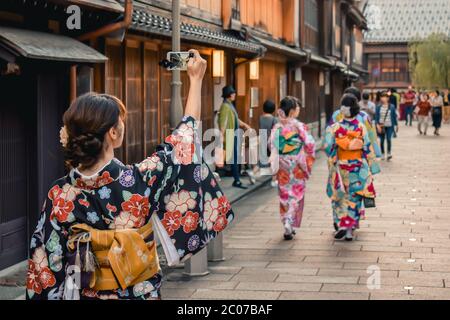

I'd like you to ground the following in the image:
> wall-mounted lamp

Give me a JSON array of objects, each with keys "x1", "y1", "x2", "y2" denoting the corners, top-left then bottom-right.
[
  {"x1": 212, "y1": 50, "x2": 225, "y2": 78},
  {"x1": 249, "y1": 60, "x2": 260, "y2": 80}
]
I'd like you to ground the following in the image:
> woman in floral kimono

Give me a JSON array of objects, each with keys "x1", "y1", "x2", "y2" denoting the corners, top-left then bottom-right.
[
  {"x1": 328, "y1": 87, "x2": 381, "y2": 228},
  {"x1": 26, "y1": 50, "x2": 234, "y2": 300},
  {"x1": 324, "y1": 94, "x2": 376, "y2": 241},
  {"x1": 270, "y1": 97, "x2": 316, "y2": 240}
]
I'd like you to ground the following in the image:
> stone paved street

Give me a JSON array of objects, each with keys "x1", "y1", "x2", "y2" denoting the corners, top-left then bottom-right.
[{"x1": 162, "y1": 123, "x2": 450, "y2": 300}]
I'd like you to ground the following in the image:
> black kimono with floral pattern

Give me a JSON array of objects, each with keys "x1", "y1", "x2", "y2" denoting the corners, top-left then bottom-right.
[{"x1": 26, "y1": 116, "x2": 234, "y2": 300}]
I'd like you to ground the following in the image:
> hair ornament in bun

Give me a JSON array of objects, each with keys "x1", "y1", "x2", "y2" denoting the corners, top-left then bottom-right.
[{"x1": 60, "y1": 126, "x2": 69, "y2": 148}]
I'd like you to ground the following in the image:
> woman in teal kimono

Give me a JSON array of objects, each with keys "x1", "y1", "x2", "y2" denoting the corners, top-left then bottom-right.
[
  {"x1": 328, "y1": 87, "x2": 381, "y2": 227},
  {"x1": 324, "y1": 94, "x2": 376, "y2": 241}
]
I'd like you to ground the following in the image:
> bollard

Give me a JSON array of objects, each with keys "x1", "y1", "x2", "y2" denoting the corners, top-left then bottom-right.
[
  {"x1": 207, "y1": 232, "x2": 226, "y2": 262},
  {"x1": 183, "y1": 246, "x2": 210, "y2": 276}
]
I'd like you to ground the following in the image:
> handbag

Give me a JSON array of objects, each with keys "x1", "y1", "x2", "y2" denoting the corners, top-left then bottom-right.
[
  {"x1": 363, "y1": 197, "x2": 376, "y2": 208},
  {"x1": 377, "y1": 107, "x2": 390, "y2": 135}
]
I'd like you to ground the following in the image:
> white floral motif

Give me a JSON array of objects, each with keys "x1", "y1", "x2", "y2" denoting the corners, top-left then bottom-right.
[
  {"x1": 165, "y1": 190, "x2": 197, "y2": 214},
  {"x1": 204, "y1": 197, "x2": 220, "y2": 231}
]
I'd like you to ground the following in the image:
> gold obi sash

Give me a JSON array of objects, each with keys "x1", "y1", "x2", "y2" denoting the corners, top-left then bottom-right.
[{"x1": 67, "y1": 221, "x2": 160, "y2": 291}]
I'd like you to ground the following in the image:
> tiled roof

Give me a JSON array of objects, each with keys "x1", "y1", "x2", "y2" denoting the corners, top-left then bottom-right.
[
  {"x1": 363, "y1": 0, "x2": 450, "y2": 43},
  {"x1": 130, "y1": 8, "x2": 265, "y2": 55}
]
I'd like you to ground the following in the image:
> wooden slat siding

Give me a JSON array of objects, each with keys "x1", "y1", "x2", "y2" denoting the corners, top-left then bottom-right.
[
  {"x1": 282, "y1": 0, "x2": 296, "y2": 45},
  {"x1": 236, "y1": 58, "x2": 287, "y2": 130},
  {"x1": 238, "y1": 0, "x2": 286, "y2": 39},
  {"x1": 125, "y1": 40, "x2": 144, "y2": 164},
  {"x1": 105, "y1": 39, "x2": 125, "y2": 161},
  {"x1": 0, "y1": 76, "x2": 29, "y2": 269},
  {"x1": 143, "y1": 43, "x2": 161, "y2": 154},
  {"x1": 301, "y1": 67, "x2": 320, "y2": 124}
]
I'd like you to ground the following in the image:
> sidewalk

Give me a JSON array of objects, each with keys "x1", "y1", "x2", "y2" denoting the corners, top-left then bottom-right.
[{"x1": 161, "y1": 123, "x2": 450, "y2": 300}]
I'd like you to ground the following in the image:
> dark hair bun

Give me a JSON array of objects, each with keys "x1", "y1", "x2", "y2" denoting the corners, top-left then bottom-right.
[
  {"x1": 279, "y1": 96, "x2": 300, "y2": 117},
  {"x1": 62, "y1": 92, "x2": 127, "y2": 169},
  {"x1": 65, "y1": 133, "x2": 104, "y2": 168}
]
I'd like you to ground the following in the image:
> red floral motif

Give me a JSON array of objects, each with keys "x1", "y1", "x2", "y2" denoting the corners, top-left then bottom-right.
[
  {"x1": 293, "y1": 166, "x2": 306, "y2": 180},
  {"x1": 217, "y1": 196, "x2": 231, "y2": 215},
  {"x1": 82, "y1": 288, "x2": 98, "y2": 298},
  {"x1": 27, "y1": 260, "x2": 42, "y2": 294},
  {"x1": 339, "y1": 216, "x2": 356, "y2": 228},
  {"x1": 76, "y1": 171, "x2": 114, "y2": 190},
  {"x1": 78, "y1": 199, "x2": 90, "y2": 208},
  {"x1": 213, "y1": 214, "x2": 228, "y2": 232},
  {"x1": 306, "y1": 155, "x2": 315, "y2": 172},
  {"x1": 161, "y1": 211, "x2": 182, "y2": 236},
  {"x1": 26, "y1": 259, "x2": 56, "y2": 295},
  {"x1": 121, "y1": 194, "x2": 150, "y2": 218},
  {"x1": 106, "y1": 203, "x2": 117, "y2": 213},
  {"x1": 335, "y1": 126, "x2": 348, "y2": 138},
  {"x1": 51, "y1": 198, "x2": 75, "y2": 223},
  {"x1": 38, "y1": 267, "x2": 57, "y2": 289},
  {"x1": 180, "y1": 211, "x2": 199, "y2": 233},
  {"x1": 48, "y1": 185, "x2": 62, "y2": 201},
  {"x1": 277, "y1": 169, "x2": 290, "y2": 186},
  {"x1": 96, "y1": 171, "x2": 114, "y2": 188}
]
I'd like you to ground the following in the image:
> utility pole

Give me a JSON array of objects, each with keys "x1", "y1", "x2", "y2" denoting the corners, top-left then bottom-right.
[{"x1": 169, "y1": 0, "x2": 183, "y2": 129}]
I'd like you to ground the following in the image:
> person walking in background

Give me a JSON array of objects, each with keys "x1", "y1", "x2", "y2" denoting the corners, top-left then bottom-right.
[
  {"x1": 403, "y1": 87, "x2": 416, "y2": 126},
  {"x1": 360, "y1": 92, "x2": 376, "y2": 122},
  {"x1": 259, "y1": 100, "x2": 279, "y2": 187},
  {"x1": 430, "y1": 90, "x2": 444, "y2": 136},
  {"x1": 443, "y1": 89, "x2": 450, "y2": 124},
  {"x1": 376, "y1": 91, "x2": 398, "y2": 161},
  {"x1": 217, "y1": 85, "x2": 252, "y2": 189},
  {"x1": 325, "y1": 94, "x2": 376, "y2": 241},
  {"x1": 270, "y1": 97, "x2": 315, "y2": 240},
  {"x1": 415, "y1": 93, "x2": 432, "y2": 135}
]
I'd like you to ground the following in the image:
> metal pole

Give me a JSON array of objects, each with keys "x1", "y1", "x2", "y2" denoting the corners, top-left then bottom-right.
[
  {"x1": 168, "y1": 0, "x2": 210, "y2": 277},
  {"x1": 208, "y1": 232, "x2": 226, "y2": 262},
  {"x1": 170, "y1": 0, "x2": 183, "y2": 129}
]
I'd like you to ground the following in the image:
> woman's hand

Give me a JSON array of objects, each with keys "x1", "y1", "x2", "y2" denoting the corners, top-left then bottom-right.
[
  {"x1": 184, "y1": 49, "x2": 207, "y2": 120},
  {"x1": 187, "y1": 49, "x2": 207, "y2": 83}
]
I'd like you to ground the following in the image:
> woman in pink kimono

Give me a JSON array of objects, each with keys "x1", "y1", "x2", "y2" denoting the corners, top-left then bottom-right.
[{"x1": 270, "y1": 97, "x2": 316, "y2": 240}]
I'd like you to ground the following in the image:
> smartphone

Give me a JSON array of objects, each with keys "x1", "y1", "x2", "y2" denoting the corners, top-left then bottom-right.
[{"x1": 165, "y1": 51, "x2": 194, "y2": 71}]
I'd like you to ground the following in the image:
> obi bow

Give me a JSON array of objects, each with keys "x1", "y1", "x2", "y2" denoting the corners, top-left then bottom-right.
[
  {"x1": 276, "y1": 131, "x2": 303, "y2": 155},
  {"x1": 67, "y1": 221, "x2": 160, "y2": 291}
]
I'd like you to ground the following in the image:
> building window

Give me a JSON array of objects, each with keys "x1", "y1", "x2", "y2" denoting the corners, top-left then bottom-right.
[
  {"x1": 305, "y1": 0, "x2": 319, "y2": 31},
  {"x1": 395, "y1": 53, "x2": 409, "y2": 82},
  {"x1": 367, "y1": 53, "x2": 410, "y2": 83},
  {"x1": 333, "y1": 0, "x2": 341, "y2": 52},
  {"x1": 353, "y1": 29, "x2": 363, "y2": 65},
  {"x1": 381, "y1": 53, "x2": 395, "y2": 81},
  {"x1": 232, "y1": 0, "x2": 240, "y2": 20}
]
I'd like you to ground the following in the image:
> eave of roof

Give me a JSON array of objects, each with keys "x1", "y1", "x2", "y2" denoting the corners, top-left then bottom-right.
[
  {"x1": 130, "y1": 8, "x2": 265, "y2": 55},
  {"x1": 0, "y1": 26, "x2": 108, "y2": 63}
]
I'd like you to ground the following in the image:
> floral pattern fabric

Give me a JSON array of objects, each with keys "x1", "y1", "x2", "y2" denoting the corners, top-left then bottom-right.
[
  {"x1": 324, "y1": 118, "x2": 376, "y2": 229},
  {"x1": 26, "y1": 116, "x2": 234, "y2": 300},
  {"x1": 270, "y1": 118, "x2": 316, "y2": 229}
]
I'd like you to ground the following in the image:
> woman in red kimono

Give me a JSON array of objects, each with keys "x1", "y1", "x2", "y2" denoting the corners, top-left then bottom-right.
[{"x1": 26, "y1": 50, "x2": 234, "y2": 300}]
